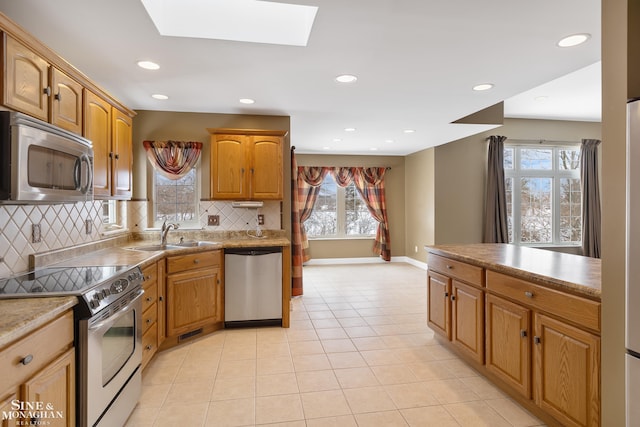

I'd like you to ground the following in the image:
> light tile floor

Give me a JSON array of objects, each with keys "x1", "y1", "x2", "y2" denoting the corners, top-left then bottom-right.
[{"x1": 125, "y1": 263, "x2": 546, "y2": 427}]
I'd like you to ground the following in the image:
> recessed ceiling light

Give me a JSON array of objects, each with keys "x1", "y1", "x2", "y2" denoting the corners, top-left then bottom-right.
[
  {"x1": 473, "y1": 83, "x2": 494, "y2": 91},
  {"x1": 385, "y1": 139, "x2": 394, "y2": 143},
  {"x1": 239, "y1": 98, "x2": 255, "y2": 104},
  {"x1": 557, "y1": 33, "x2": 591, "y2": 48},
  {"x1": 335, "y1": 74, "x2": 358, "y2": 83},
  {"x1": 137, "y1": 60, "x2": 160, "y2": 70},
  {"x1": 323, "y1": 146, "x2": 331, "y2": 150},
  {"x1": 333, "y1": 138, "x2": 342, "y2": 142},
  {"x1": 344, "y1": 127, "x2": 356, "y2": 132},
  {"x1": 370, "y1": 147, "x2": 378, "y2": 151},
  {"x1": 151, "y1": 94, "x2": 168, "y2": 100},
  {"x1": 535, "y1": 96, "x2": 549, "y2": 102},
  {"x1": 403, "y1": 129, "x2": 415, "y2": 134}
]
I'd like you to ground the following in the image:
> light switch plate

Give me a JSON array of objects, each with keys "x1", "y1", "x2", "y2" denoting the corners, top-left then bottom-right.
[
  {"x1": 208, "y1": 215, "x2": 220, "y2": 226},
  {"x1": 85, "y1": 219, "x2": 92, "y2": 235}
]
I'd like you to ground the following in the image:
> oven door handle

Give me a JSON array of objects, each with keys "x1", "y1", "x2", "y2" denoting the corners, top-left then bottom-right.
[{"x1": 88, "y1": 289, "x2": 144, "y2": 331}]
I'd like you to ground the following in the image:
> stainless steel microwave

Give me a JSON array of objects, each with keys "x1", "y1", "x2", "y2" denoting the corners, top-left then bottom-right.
[{"x1": 0, "y1": 111, "x2": 93, "y2": 203}]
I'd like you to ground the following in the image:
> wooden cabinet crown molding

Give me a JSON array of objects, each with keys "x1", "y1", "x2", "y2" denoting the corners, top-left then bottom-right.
[
  {"x1": 207, "y1": 128, "x2": 288, "y2": 137},
  {"x1": 0, "y1": 11, "x2": 135, "y2": 118}
]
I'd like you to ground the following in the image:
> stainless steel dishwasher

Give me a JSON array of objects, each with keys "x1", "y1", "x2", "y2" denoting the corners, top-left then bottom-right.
[{"x1": 224, "y1": 246, "x2": 283, "y2": 327}]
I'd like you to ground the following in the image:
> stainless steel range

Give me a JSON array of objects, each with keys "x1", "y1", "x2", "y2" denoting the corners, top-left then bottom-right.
[{"x1": 0, "y1": 264, "x2": 144, "y2": 427}]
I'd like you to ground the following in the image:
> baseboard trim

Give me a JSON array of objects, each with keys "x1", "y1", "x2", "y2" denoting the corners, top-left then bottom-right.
[{"x1": 304, "y1": 256, "x2": 428, "y2": 270}]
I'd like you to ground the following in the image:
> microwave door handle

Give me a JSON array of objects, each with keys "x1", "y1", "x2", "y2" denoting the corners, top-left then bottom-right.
[
  {"x1": 74, "y1": 157, "x2": 81, "y2": 190},
  {"x1": 78, "y1": 154, "x2": 92, "y2": 195}
]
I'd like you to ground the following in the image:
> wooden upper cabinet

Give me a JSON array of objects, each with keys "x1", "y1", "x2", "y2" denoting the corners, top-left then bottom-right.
[
  {"x1": 3, "y1": 34, "x2": 49, "y2": 121},
  {"x1": 84, "y1": 90, "x2": 112, "y2": 198},
  {"x1": 85, "y1": 89, "x2": 132, "y2": 200},
  {"x1": 209, "y1": 128, "x2": 287, "y2": 200},
  {"x1": 50, "y1": 67, "x2": 82, "y2": 134},
  {"x1": 112, "y1": 109, "x2": 133, "y2": 199}
]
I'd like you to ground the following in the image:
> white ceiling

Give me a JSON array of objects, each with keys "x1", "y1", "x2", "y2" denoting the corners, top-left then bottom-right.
[{"x1": 0, "y1": 0, "x2": 601, "y2": 155}]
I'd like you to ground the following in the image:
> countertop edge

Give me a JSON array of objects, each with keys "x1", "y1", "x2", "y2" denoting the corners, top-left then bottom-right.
[{"x1": 426, "y1": 245, "x2": 601, "y2": 301}]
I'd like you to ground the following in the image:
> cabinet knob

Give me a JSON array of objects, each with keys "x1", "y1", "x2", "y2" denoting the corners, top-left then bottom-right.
[
  {"x1": 146, "y1": 319, "x2": 152, "y2": 324},
  {"x1": 524, "y1": 291, "x2": 534, "y2": 298},
  {"x1": 54, "y1": 92, "x2": 62, "y2": 101},
  {"x1": 159, "y1": 296, "x2": 163, "y2": 301},
  {"x1": 146, "y1": 296, "x2": 152, "y2": 302},
  {"x1": 21, "y1": 354, "x2": 34, "y2": 365},
  {"x1": 450, "y1": 295, "x2": 456, "y2": 301},
  {"x1": 145, "y1": 275, "x2": 151, "y2": 281},
  {"x1": 444, "y1": 292, "x2": 449, "y2": 298},
  {"x1": 194, "y1": 259, "x2": 200, "y2": 264},
  {"x1": 145, "y1": 345, "x2": 152, "y2": 351},
  {"x1": 43, "y1": 86, "x2": 51, "y2": 96},
  {"x1": 446, "y1": 265, "x2": 453, "y2": 269},
  {"x1": 115, "y1": 154, "x2": 120, "y2": 160},
  {"x1": 533, "y1": 336, "x2": 541, "y2": 345},
  {"x1": 520, "y1": 329, "x2": 527, "y2": 338}
]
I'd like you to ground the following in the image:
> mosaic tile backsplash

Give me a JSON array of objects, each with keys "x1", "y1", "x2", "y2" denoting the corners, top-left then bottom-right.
[{"x1": 0, "y1": 200, "x2": 281, "y2": 276}]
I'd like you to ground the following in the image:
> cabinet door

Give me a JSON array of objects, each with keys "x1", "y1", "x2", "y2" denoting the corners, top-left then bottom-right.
[
  {"x1": 4, "y1": 35, "x2": 49, "y2": 121},
  {"x1": 166, "y1": 267, "x2": 221, "y2": 337},
  {"x1": 157, "y1": 261, "x2": 167, "y2": 347},
  {"x1": 22, "y1": 348, "x2": 75, "y2": 427},
  {"x1": 0, "y1": 388, "x2": 19, "y2": 427},
  {"x1": 485, "y1": 293, "x2": 531, "y2": 398},
  {"x1": 211, "y1": 135, "x2": 248, "y2": 199},
  {"x1": 84, "y1": 90, "x2": 112, "y2": 198},
  {"x1": 451, "y1": 280, "x2": 484, "y2": 364},
  {"x1": 250, "y1": 135, "x2": 283, "y2": 199},
  {"x1": 111, "y1": 108, "x2": 133, "y2": 199},
  {"x1": 50, "y1": 68, "x2": 82, "y2": 134},
  {"x1": 427, "y1": 270, "x2": 451, "y2": 339},
  {"x1": 533, "y1": 313, "x2": 600, "y2": 427}
]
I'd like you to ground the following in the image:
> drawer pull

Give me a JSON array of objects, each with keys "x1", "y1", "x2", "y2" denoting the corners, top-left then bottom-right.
[
  {"x1": 524, "y1": 291, "x2": 534, "y2": 298},
  {"x1": 146, "y1": 296, "x2": 153, "y2": 302},
  {"x1": 534, "y1": 336, "x2": 541, "y2": 345},
  {"x1": 520, "y1": 329, "x2": 527, "y2": 338},
  {"x1": 446, "y1": 265, "x2": 453, "y2": 269},
  {"x1": 146, "y1": 319, "x2": 152, "y2": 324},
  {"x1": 193, "y1": 259, "x2": 200, "y2": 264},
  {"x1": 21, "y1": 354, "x2": 34, "y2": 365},
  {"x1": 145, "y1": 345, "x2": 152, "y2": 351},
  {"x1": 145, "y1": 275, "x2": 151, "y2": 281}
]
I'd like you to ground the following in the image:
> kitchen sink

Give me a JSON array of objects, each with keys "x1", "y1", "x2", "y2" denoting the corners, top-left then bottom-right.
[
  {"x1": 173, "y1": 241, "x2": 219, "y2": 247},
  {"x1": 128, "y1": 244, "x2": 182, "y2": 251}
]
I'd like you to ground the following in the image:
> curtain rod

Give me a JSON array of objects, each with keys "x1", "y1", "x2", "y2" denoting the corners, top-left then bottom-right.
[
  {"x1": 485, "y1": 137, "x2": 581, "y2": 144},
  {"x1": 298, "y1": 166, "x2": 391, "y2": 170}
]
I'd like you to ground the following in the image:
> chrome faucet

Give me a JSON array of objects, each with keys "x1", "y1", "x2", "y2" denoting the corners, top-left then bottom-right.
[{"x1": 160, "y1": 220, "x2": 179, "y2": 246}]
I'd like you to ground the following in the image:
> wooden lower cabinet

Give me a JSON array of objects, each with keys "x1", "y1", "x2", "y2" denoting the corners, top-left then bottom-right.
[
  {"x1": 141, "y1": 261, "x2": 163, "y2": 370},
  {"x1": 0, "y1": 311, "x2": 75, "y2": 426},
  {"x1": 165, "y1": 250, "x2": 224, "y2": 342},
  {"x1": 451, "y1": 280, "x2": 484, "y2": 364},
  {"x1": 427, "y1": 270, "x2": 450, "y2": 339},
  {"x1": 485, "y1": 293, "x2": 531, "y2": 399},
  {"x1": 534, "y1": 313, "x2": 600, "y2": 427}
]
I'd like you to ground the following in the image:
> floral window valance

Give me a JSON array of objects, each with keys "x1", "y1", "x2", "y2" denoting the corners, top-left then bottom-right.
[{"x1": 143, "y1": 140, "x2": 203, "y2": 179}]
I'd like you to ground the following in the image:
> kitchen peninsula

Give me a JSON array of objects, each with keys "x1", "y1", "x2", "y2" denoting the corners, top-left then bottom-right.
[{"x1": 425, "y1": 243, "x2": 601, "y2": 427}]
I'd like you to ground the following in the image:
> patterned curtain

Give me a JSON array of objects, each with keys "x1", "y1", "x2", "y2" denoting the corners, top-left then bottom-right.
[
  {"x1": 349, "y1": 167, "x2": 391, "y2": 261},
  {"x1": 298, "y1": 167, "x2": 330, "y2": 261},
  {"x1": 143, "y1": 140, "x2": 202, "y2": 179},
  {"x1": 290, "y1": 148, "x2": 304, "y2": 296}
]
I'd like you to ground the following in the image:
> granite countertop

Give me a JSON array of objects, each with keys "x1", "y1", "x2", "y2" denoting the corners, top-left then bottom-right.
[
  {"x1": 0, "y1": 296, "x2": 77, "y2": 349},
  {"x1": 0, "y1": 233, "x2": 291, "y2": 347},
  {"x1": 425, "y1": 243, "x2": 601, "y2": 300}
]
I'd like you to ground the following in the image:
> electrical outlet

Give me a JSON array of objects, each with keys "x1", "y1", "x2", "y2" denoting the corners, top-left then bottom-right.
[
  {"x1": 85, "y1": 219, "x2": 92, "y2": 235},
  {"x1": 32, "y1": 223, "x2": 41, "y2": 243},
  {"x1": 258, "y1": 214, "x2": 264, "y2": 225},
  {"x1": 208, "y1": 215, "x2": 220, "y2": 226}
]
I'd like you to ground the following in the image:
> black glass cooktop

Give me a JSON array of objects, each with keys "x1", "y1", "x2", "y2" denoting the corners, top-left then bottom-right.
[{"x1": 0, "y1": 265, "x2": 130, "y2": 297}]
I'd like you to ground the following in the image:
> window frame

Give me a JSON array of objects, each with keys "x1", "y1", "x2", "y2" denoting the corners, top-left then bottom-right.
[
  {"x1": 504, "y1": 143, "x2": 582, "y2": 247},
  {"x1": 306, "y1": 175, "x2": 377, "y2": 240},
  {"x1": 149, "y1": 163, "x2": 201, "y2": 229}
]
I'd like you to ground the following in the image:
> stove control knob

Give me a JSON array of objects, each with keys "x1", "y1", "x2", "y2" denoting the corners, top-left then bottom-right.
[
  {"x1": 89, "y1": 299, "x2": 98, "y2": 309},
  {"x1": 101, "y1": 289, "x2": 108, "y2": 298}
]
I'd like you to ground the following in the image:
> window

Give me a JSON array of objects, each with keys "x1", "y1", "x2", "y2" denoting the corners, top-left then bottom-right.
[
  {"x1": 305, "y1": 174, "x2": 377, "y2": 238},
  {"x1": 504, "y1": 144, "x2": 581, "y2": 246},
  {"x1": 100, "y1": 200, "x2": 124, "y2": 232},
  {"x1": 152, "y1": 168, "x2": 199, "y2": 227}
]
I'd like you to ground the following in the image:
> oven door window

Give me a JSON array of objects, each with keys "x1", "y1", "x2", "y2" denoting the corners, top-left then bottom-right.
[{"x1": 102, "y1": 309, "x2": 136, "y2": 386}]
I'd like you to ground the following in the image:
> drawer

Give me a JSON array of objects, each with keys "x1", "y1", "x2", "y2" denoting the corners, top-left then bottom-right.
[
  {"x1": 0, "y1": 310, "x2": 74, "y2": 389},
  {"x1": 142, "y1": 263, "x2": 158, "y2": 284},
  {"x1": 427, "y1": 253, "x2": 484, "y2": 286},
  {"x1": 167, "y1": 250, "x2": 221, "y2": 274},
  {"x1": 142, "y1": 302, "x2": 158, "y2": 334},
  {"x1": 486, "y1": 270, "x2": 600, "y2": 332},
  {"x1": 142, "y1": 324, "x2": 158, "y2": 369},
  {"x1": 142, "y1": 282, "x2": 158, "y2": 312}
]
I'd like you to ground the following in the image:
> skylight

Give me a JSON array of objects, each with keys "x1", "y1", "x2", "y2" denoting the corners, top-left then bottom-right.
[{"x1": 140, "y1": 0, "x2": 318, "y2": 46}]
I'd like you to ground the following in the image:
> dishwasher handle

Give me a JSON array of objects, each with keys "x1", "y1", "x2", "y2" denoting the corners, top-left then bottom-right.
[{"x1": 225, "y1": 246, "x2": 282, "y2": 256}]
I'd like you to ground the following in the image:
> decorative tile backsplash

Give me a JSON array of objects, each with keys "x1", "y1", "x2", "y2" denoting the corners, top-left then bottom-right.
[{"x1": 0, "y1": 200, "x2": 282, "y2": 276}]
